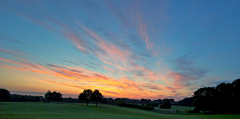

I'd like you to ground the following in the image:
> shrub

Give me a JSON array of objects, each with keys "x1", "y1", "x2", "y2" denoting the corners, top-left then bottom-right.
[
  {"x1": 139, "y1": 105, "x2": 154, "y2": 110},
  {"x1": 160, "y1": 100, "x2": 171, "y2": 109},
  {"x1": 187, "y1": 108, "x2": 200, "y2": 113},
  {"x1": 117, "y1": 99, "x2": 126, "y2": 106}
]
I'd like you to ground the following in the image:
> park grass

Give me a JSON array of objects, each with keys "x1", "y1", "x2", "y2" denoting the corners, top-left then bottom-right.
[
  {"x1": 0, "y1": 102, "x2": 239, "y2": 119},
  {"x1": 154, "y1": 105, "x2": 194, "y2": 114}
]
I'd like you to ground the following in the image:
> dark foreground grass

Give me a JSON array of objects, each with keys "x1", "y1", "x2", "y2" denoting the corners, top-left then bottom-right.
[{"x1": 0, "y1": 102, "x2": 239, "y2": 119}]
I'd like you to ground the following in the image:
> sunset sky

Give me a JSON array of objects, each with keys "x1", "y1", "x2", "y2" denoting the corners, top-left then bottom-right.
[{"x1": 0, "y1": 0, "x2": 240, "y2": 100}]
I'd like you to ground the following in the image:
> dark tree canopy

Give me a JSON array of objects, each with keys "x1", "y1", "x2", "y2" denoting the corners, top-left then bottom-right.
[
  {"x1": 52, "y1": 91, "x2": 63, "y2": 103},
  {"x1": 232, "y1": 78, "x2": 240, "y2": 97},
  {"x1": 0, "y1": 88, "x2": 11, "y2": 101},
  {"x1": 160, "y1": 100, "x2": 171, "y2": 109},
  {"x1": 78, "y1": 93, "x2": 85, "y2": 102},
  {"x1": 91, "y1": 89, "x2": 103, "y2": 106},
  {"x1": 45, "y1": 90, "x2": 53, "y2": 103},
  {"x1": 192, "y1": 78, "x2": 240, "y2": 114},
  {"x1": 216, "y1": 83, "x2": 234, "y2": 97},
  {"x1": 44, "y1": 90, "x2": 62, "y2": 103},
  {"x1": 78, "y1": 89, "x2": 92, "y2": 106},
  {"x1": 193, "y1": 87, "x2": 217, "y2": 97},
  {"x1": 178, "y1": 97, "x2": 194, "y2": 106}
]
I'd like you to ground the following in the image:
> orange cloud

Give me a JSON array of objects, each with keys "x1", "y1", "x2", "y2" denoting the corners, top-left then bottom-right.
[{"x1": 0, "y1": 56, "x2": 175, "y2": 99}]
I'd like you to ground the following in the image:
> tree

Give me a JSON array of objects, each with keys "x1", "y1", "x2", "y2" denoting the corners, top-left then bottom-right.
[
  {"x1": 52, "y1": 91, "x2": 62, "y2": 103},
  {"x1": 56, "y1": 92, "x2": 63, "y2": 103},
  {"x1": 232, "y1": 78, "x2": 240, "y2": 111},
  {"x1": 216, "y1": 83, "x2": 234, "y2": 97},
  {"x1": 34, "y1": 96, "x2": 40, "y2": 102},
  {"x1": 232, "y1": 78, "x2": 240, "y2": 97},
  {"x1": 45, "y1": 90, "x2": 53, "y2": 103},
  {"x1": 178, "y1": 97, "x2": 194, "y2": 106},
  {"x1": 160, "y1": 100, "x2": 171, "y2": 109},
  {"x1": 91, "y1": 89, "x2": 103, "y2": 106},
  {"x1": 78, "y1": 89, "x2": 92, "y2": 106},
  {"x1": 192, "y1": 87, "x2": 217, "y2": 113},
  {"x1": 187, "y1": 78, "x2": 240, "y2": 114},
  {"x1": 101, "y1": 98, "x2": 107, "y2": 104},
  {"x1": 0, "y1": 88, "x2": 11, "y2": 101},
  {"x1": 78, "y1": 93, "x2": 85, "y2": 103}
]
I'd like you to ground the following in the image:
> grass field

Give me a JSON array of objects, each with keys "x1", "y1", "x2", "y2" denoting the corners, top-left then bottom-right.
[
  {"x1": 154, "y1": 105, "x2": 194, "y2": 114},
  {"x1": 0, "y1": 102, "x2": 239, "y2": 119}
]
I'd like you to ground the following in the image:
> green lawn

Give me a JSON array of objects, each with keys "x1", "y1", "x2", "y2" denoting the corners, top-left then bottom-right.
[
  {"x1": 0, "y1": 102, "x2": 239, "y2": 119},
  {"x1": 154, "y1": 105, "x2": 194, "y2": 114}
]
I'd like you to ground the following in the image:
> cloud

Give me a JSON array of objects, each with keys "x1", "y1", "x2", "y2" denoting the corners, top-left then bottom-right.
[
  {"x1": 0, "y1": 1, "x2": 182, "y2": 100},
  {"x1": 102, "y1": 0, "x2": 130, "y2": 28},
  {"x1": 0, "y1": 56, "x2": 173, "y2": 99},
  {"x1": 0, "y1": 35, "x2": 22, "y2": 44},
  {"x1": 141, "y1": 83, "x2": 163, "y2": 90},
  {"x1": 0, "y1": 48, "x2": 30, "y2": 57},
  {"x1": 135, "y1": 5, "x2": 153, "y2": 51},
  {"x1": 167, "y1": 54, "x2": 208, "y2": 89},
  {"x1": 11, "y1": 91, "x2": 45, "y2": 95},
  {"x1": 1, "y1": 0, "x2": 161, "y2": 81}
]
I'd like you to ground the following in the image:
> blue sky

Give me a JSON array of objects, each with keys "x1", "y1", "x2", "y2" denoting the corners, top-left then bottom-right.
[{"x1": 0, "y1": 0, "x2": 240, "y2": 100}]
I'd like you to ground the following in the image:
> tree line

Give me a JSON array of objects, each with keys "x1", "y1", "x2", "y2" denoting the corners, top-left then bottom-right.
[
  {"x1": 2, "y1": 78, "x2": 239, "y2": 113},
  {"x1": 45, "y1": 90, "x2": 63, "y2": 103},
  {"x1": 0, "y1": 88, "x2": 42, "y2": 102},
  {"x1": 192, "y1": 78, "x2": 240, "y2": 113}
]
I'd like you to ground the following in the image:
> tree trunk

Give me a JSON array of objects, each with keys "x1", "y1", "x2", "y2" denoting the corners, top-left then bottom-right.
[
  {"x1": 87, "y1": 101, "x2": 88, "y2": 106},
  {"x1": 96, "y1": 101, "x2": 97, "y2": 106}
]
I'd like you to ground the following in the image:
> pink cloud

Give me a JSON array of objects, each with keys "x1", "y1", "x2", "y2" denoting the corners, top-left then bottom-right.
[
  {"x1": 167, "y1": 72, "x2": 194, "y2": 89},
  {"x1": 135, "y1": 7, "x2": 153, "y2": 51}
]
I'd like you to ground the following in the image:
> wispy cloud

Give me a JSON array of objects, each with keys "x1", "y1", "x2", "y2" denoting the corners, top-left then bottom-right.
[
  {"x1": 0, "y1": 35, "x2": 23, "y2": 44},
  {"x1": 0, "y1": 57, "x2": 169, "y2": 98},
  {"x1": 167, "y1": 54, "x2": 209, "y2": 89},
  {"x1": 133, "y1": 2, "x2": 153, "y2": 51},
  {"x1": 102, "y1": 0, "x2": 130, "y2": 28},
  {"x1": 0, "y1": 0, "x2": 185, "y2": 100}
]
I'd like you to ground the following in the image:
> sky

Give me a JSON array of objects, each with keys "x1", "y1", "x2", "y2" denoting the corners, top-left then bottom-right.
[{"x1": 0, "y1": 0, "x2": 240, "y2": 101}]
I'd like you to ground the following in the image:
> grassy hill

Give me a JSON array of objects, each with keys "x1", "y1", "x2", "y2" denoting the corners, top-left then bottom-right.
[{"x1": 0, "y1": 102, "x2": 239, "y2": 119}]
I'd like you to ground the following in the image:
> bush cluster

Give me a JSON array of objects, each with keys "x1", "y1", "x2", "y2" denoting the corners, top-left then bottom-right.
[
  {"x1": 118, "y1": 102, "x2": 154, "y2": 110},
  {"x1": 160, "y1": 100, "x2": 171, "y2": 109},
  {"x1": 186, "y1": 108, "x2": 200, "y2": 113}
]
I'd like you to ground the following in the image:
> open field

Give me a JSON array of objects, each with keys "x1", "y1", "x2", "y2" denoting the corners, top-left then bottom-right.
[
  {"x1": 154, "y1": 105, "x2": 194, "y2": 114},
  {"x1": 0, "y1": 102, "x2": 239, "y2": 119}
]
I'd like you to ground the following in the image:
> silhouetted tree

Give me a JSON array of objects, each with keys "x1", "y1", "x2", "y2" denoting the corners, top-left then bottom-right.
[
  {"x1": 232, "y1": 78, "x2": 240, "y2": 111},
  {"x1": 193, "y1": 87, "x2": 217, "y2": 113},
  {"x1": 180, "y1": 78, "x2": 240, "y2": 114},
  {"x1": 178, "y1": 97, "x2": 194, "y2": 106},
  {"x1": 52, "y1": 91, "x2": 63, "y2": 103},
  {"x1": 216, "y1": 83, "x2": 234, "y2": 97},
  {"x1": 78, "y1": 93, "x2": 85, "y2": 103},
  {"x1": 160, "y1": 100, "x2": 171, "y2": 109},
  {"x1": 56, "y1": 92, "x2": 63, "y2": 103},
  {"x1": 0, "y1": 88, "x2": 11, "y2": 101},
  {"x1": 34, "y1": 96, "x2": 40, "y2": 102},
  {"x1": 232, "y1": 78, "x2": 240, "y2": 97},
  {"x1": 45, "y1": 90, "x2": 53, "y2": 103},
  {"x1": 101, "y1": 98, "x2": 107, "y2": 104},
  {"x1": 78, "y1": 89, "x2": 92, "y2": 106},
  {"x1": 91, "y1": 89, "x2": 103, "y2": 106}
]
